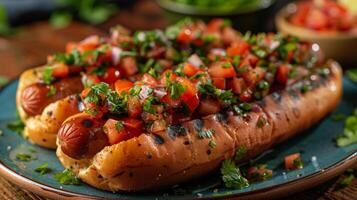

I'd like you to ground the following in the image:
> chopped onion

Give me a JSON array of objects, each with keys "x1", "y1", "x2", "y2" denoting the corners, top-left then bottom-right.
[
  {"x1": 139, "y1": 86, "x2": 152, "y2": 100},
  {"x1": 154, "y1": 88, "x2": 167, "y2": 98},
  {"x1": 188, "y1": 54, "x2": 203, "y2": 67},
  {"x1": 111, "y1": 47, "x2": 122, "y2": 66},
  {"x1": 210, "y1": 48, "x2": 226, "y2": 56}
]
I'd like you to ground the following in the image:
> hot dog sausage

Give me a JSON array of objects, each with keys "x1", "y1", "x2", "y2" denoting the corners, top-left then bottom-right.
[
  {"x1": 58, "y1": 113, "x2": 109, "y2": 159},
  {"x1": 56, "y1": 61, "x2": 342, "y2": 192},
  {"x1": 21, "y1": 77, "x2": 83, "y2": 116}
]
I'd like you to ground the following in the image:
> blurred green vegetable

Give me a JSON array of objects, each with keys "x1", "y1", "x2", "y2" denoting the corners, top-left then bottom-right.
[
  {"x1": 347, "y1": 69, "x2": 357, "y2": 83},
  {"x1": 169, "y1": 0, "x2": 262, "y2": 10},
  {"x1": 51, "y1": 0, "x2": 118, "y2": 28},
  {"x1": 0, "y1": 76, "x2": 9, "y2": 87},
  {"x1": 336, "y1": 108, "x2": 357, "y2": 147},
  {"x1": 0, "y1": 5, "x2": 13, "y2": 35}
]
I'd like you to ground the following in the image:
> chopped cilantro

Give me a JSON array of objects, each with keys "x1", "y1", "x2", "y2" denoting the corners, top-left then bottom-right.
[
  {"x1": 347, "y1": 69, "x2": 357, "y2": 83},
  {"x1": 332, "y1": 113, "x2": 346, "y2": 121},
  {"x1": 336, "y1": 112, "x2": 357, "y2": 147},
  {"x1": 91, "y1": 66, "x2": 106, "y2": 76},
  {"x1": 129, "y1": 85, "x2": 142, "y2": 96},
  {"x1": 301, "y1": 83, "x2": 312, "y2": 93},
  {"x1": 43, "y1": 67, "x2": 54, "y2": 85},
  {"x1": 168, "y1": 81, "x2": 186, "y2": 100},
  {"x1": 16, "y1": 153, "x2": 36, "y2": 162},
  {"x1": 35, "y1": 163, "x2": 51, "y2": 175},
  {"x1": 85, "y1": 108, "x2": 98, "y2": 116},
  {"x1": 336, "y1": 169, "x2": 355, "y2": 189},
  {"x1": 120, "y1": 51, "x2": 137, "y2": 57},
  {"x1": 7, "y1": 120, "x2": 25, "y2": 135},
  {"x1": 115, "y1": 121, "x2": 124, "y2": 132},
  {"x1": 234, "y1": 146, "x2": 247, "y2": 161},
  {"x1": 46, "y1": 85, "x2": 57, "y2": 97},
  {"x1": 143, "y1": 97, "x2": 157, "y2": 114},
  {"x1": 54, "y1": 169, "x2": 80, "y2": 185},
  {"x1": 239, "y1": 103, "x2": 252, "y2": 111},
  {"x1": 221, "y1": 159, "x2": 249, "y2": 189},
  {"x1": 221, "y1": 62, "x2": 232, "y2": 69},
  {"x1": 209, "y1": 140, "x2": 216, "y2": 148},
  {"x1": 292, "y1": 157, "x2": 304, "y2": 169},
  {"x1": 257, "y1": 81, "x2": 269, "y2": 90},
  {"x1": 198, "y1": 129, "x2": 214, "y2": 139},
  {"x1": 257, "y1": 117, "x2": 267, "y2": 128}
]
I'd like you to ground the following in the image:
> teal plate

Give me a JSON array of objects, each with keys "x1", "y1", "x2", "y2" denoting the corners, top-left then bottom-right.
[{"x1": 0, "y1": 78, "x2": 356, "y2": 200}]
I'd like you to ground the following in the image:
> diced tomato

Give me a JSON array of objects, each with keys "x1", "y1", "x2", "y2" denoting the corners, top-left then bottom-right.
[
  {"x1": 239, "y1": 89, "x2": 252, "y2": 102},
  {"x1": 128, "y1": 96, "x2": 142, "y2": 118},
  {"x1": 285, "y1": 153, "x2": 303, "y2": 170},
  {"x1": 147, "y1": 46, "x2": 166, "y2": 58},
  {"x1": 141, "y1": 73, "x2": 158, "y2": 86},
  {"x1": 276, "y1": 65, "x2": 290, "y2": 85},
  {"x1": 177, "y1": 77, "x2": 199, "y2": 112},
  {"x1": 114, "y1": 79, "x2": 134, "y2": 94},
  {"x1": 81, "y1": 88, "x2": 91, "y2": 99},
  {"x1": 104, "y1": 119, "x2": 129, "y2": 145},
  {"x1": 241, "y1": 67, "x2": 265, "y2": 86},
  {"x1": 77, "y1": 35, "x2": 99, "y2": 52},
  {"x1": 82, "y1": 74, "x2": 101, "y2": 87},
  {"x1": 208, "y1": 61, "x2": 236, "y2": 78},
  {"x1": 161, "y1": 94, "x2": 181, "y2": 107},
  {"x1": 206, "y1": 18, "x2": 225, "y2": 33},
  {"x1": 306, "y1": 9, "x2": 328, "y2": 30},
  {"x1": 52, "y1": 63, "x2": 69, "y2": 78},
  {"x1": 246, "y1": 165, "x2": 273, "y2": 182},
  {"x1": 102, "y1": 67, "x2": 120, "y2": 84},
  {"x1": 231, "y1": 77, "x2": 246, "y2": 94},
  {"x1": 212, "y1": 77, "x2": 226, "y2": 89},
  {"x1": 226, "y1": 41, "x2": 250, "y2": 56},
  {"x1": 119, "y1": 57, "x2": 138, "y2": 76},
  {"x1": 183, "y1": 63, "x2": 199, "y2": 77},
  {"x1": 245, "y1": 54, "x2": 259, "y2": 67},
  {"x1": 66, "y1": 42, "x2": 77, "y2": 53},
  {"x1": 103, "y1": 118, "x2": 143, "y2": 145},
  {"x1": 160, "y1": 70, "x2": 177, "y2": 85},
  {"x1": 177, "y1": 28, "x2": 193, "y2": 44}
]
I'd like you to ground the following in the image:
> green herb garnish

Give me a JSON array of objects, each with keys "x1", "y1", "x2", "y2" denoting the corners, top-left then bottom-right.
[
  {"x1": 43, "y1": 67, "x2": 54, "y2": 85},
  {"x1": 35, "y1": 163, "x2": 51, "y2": 175},
  {"x1": 46, "y1": 85, "x2": 57, "y2": 97},
  {"x1": 7, "y1": 120, "x2": 25, "y2": 135},
  {"x1": 336, "y1": 112, "x2": 357, "y2": 147},
  {"x1": 347, "y1": 69, "x2": 357, "y2": 83},
  {"x1": 16, "y1": 153, "x2": 36, "y2": 162},
  {"x1": 115, "y1": 121, "x2": 124, "y2": 132},
  {"x1": 209, "y1": 140, "x2": 217, "y2": 148},
  {"x1": 54, "y1": 169, "x2": 80, "y2": 185},
  {"x1": 221, "y1": 159, "x2": 249, "y2": 189},
  {"x1": 198, "y1": 129, "x2": 214, "y2": 139},
  {"x1": 234, "y1": 146, "x2": 247, "y2": 161}
]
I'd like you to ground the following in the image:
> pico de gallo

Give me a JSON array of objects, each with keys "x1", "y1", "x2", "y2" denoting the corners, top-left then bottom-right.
[
  {"x1": 43, "y1": 18, "x2": 330, "y2": 146},
  {"x1": 289, "y1": 0, "x2": 357, "y2": 33}
]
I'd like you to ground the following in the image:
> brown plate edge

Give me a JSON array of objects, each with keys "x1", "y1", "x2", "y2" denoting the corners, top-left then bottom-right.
[{"x1": 0, "y1": 151, "x2": 355, "y2": 200}]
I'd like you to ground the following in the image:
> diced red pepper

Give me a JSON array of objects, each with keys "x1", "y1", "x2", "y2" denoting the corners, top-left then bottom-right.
[
  {"x1": 128, "y1": 96, "x2": 142, "y2": 118},
  {"x1": 231, "y1": 77, "x2": 246, "y2": 94},
  {"x1": 52, "y1": 63, "x2": 69, "y2": 78},
  {"x1": 141, "y1": 73, "x2": 158, "y2": 86},
  {"x1": 276, "y1": 65, "x2": 290, "y2": 85},
  {"x1": 102, "y1": 67, "x2": 120, "y2": 84},
  {"x1": 208, "y1": 61, "x2": 236, "y2": 78},
  {"x1": 114, "y1": 79, "x2": 134, "y2": 94},
  {"x1": 103, "y1": 118, "x2": 143, "y2": 145},
  {"x1": 183, "y1": 63, "x2": 199, "y2": 77},
  {"x1": 226, "y1": 41, "x2": 250, "y2": 56},
  {"x1": 285, "y1": 153, "x2": 303, "y2": 170},
  {"x1": 119, "y1": 57, "x2": 138, "y2": 76},
  {"x1": 177, "y1": 28, "x2": 193, "y2": 44},
  {"x1": 212, "y1": 77, "x2": 226, "y2": 89},
  {"x1": 177, "y1": 77, "x2": 199, "y2": 112}
]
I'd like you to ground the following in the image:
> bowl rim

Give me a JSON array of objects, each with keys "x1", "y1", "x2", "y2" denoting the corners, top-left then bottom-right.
[
  {"x1": 275, "y1": 2, "x2": 357, "y2": 40},
  {"x1": 156, "y1": 0, "x2": 276, "y2": 16}
]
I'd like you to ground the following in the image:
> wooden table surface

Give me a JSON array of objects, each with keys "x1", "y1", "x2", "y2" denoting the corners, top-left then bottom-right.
[{"x1": 0, "y1": 0, "x2": 355, "y2": 199}]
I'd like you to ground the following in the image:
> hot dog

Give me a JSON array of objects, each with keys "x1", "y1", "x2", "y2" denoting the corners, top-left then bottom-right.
[
  {"x1": 56, "y1": 61, "x2": 342, "y2": 191},
  {"x1": 16, "y1": 25, "x2": 136, "y2": 148}
]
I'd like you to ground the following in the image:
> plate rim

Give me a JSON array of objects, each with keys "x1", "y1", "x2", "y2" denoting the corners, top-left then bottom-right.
[{"x1": 0, "y1": 80, "x2": 356, "y2": 200}]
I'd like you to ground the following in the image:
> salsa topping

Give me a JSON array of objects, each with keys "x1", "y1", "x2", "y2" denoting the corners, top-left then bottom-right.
[{"x1": 43, "y1": 18, "x2": 331, "y2": 146}]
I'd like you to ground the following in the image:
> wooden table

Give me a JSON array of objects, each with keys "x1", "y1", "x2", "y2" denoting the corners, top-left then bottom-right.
[{"x1": 0, "y1": 0, "x2": 355, "y2": 199}]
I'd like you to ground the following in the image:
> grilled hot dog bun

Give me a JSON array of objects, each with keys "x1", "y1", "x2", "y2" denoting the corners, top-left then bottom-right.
[{"x1": 56, "y1": 61, "x2": 342, "y2": 191}]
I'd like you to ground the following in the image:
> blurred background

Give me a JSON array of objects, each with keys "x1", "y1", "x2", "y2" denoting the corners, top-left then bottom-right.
[
  {"x1": 0, "y1": 0, "x2": 297, "y2": 85},
  {"x1": 0, "y1": 0, "x2": 356, "y2": 84}
]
